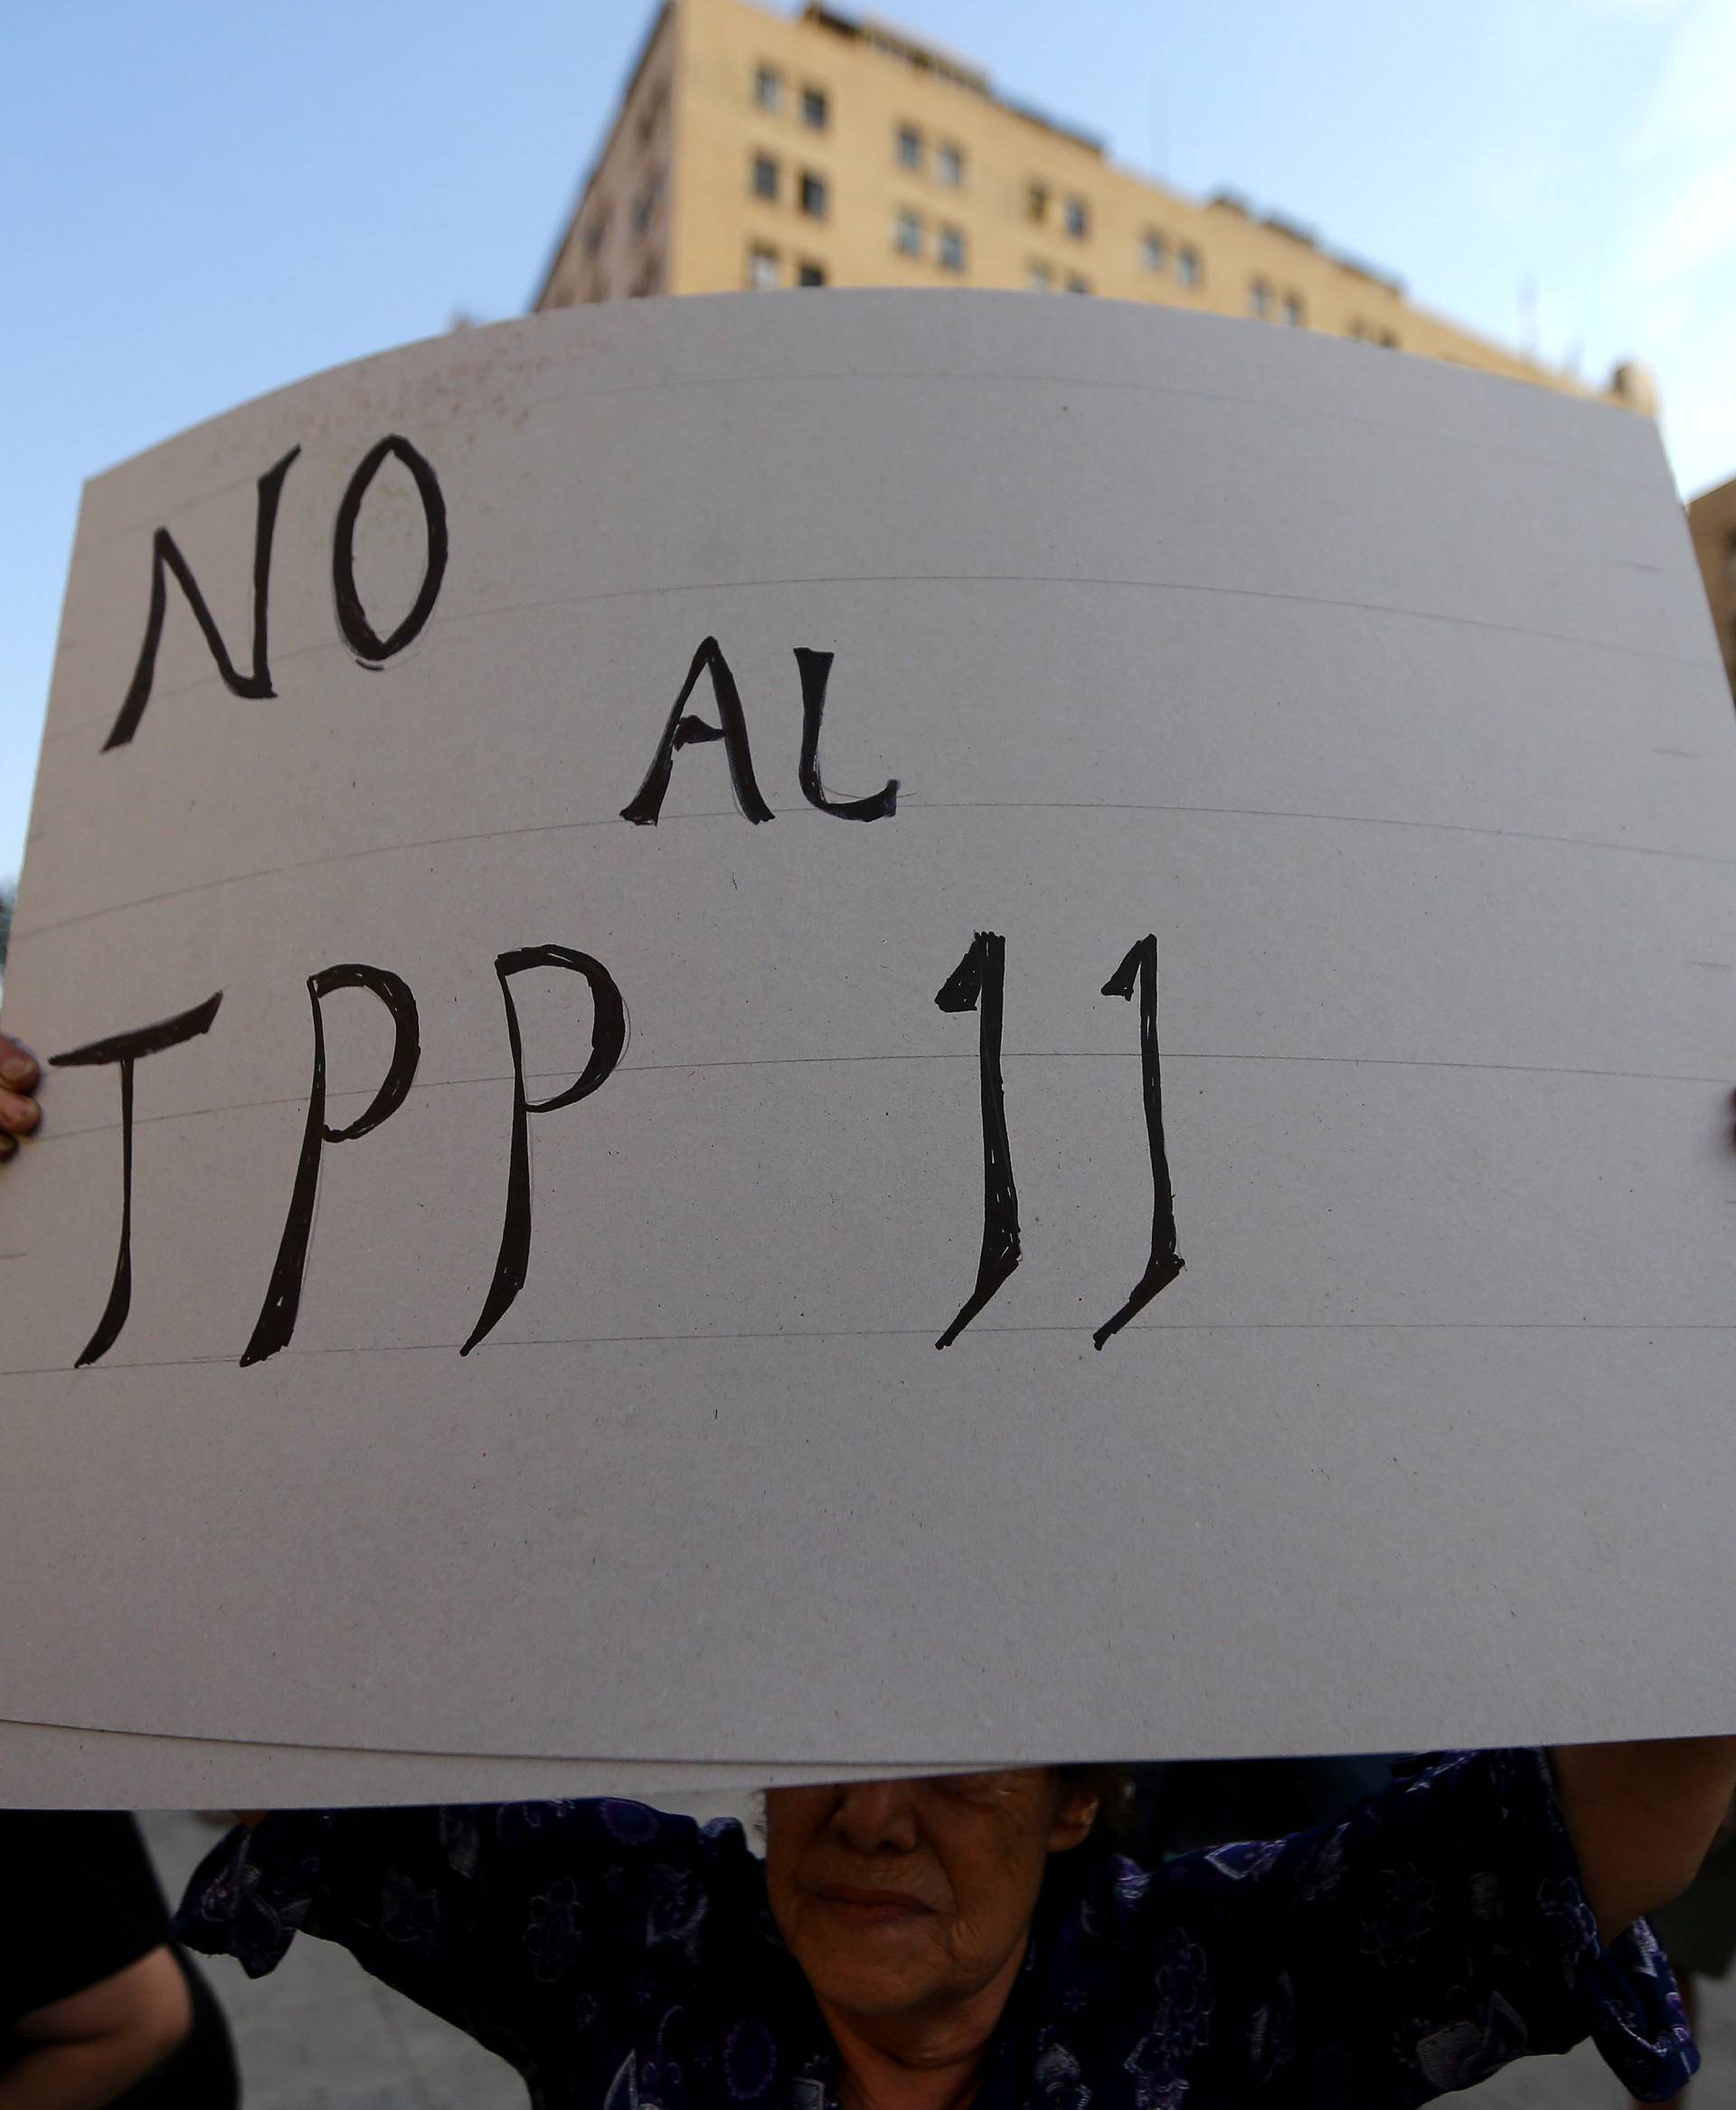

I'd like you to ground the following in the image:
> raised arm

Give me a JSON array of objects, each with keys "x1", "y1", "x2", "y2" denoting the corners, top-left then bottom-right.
[
  {"x1": 177, "y1": 1799, "x2": 760, "y2": 2095},
  {"x1": 1549, "y1": 1738, "x2": 1736, "y2": 1942},
  {"x1": 0, "y1": 1949, "x2": 192, "y2": 2110}
]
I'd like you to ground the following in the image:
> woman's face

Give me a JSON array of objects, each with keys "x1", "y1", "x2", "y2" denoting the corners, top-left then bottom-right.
[{"x1": 763, "y1": 1770, "x2": 1099, "y2": 2029}]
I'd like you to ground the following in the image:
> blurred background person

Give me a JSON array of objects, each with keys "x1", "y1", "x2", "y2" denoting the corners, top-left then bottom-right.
[{"x1": 1, "y1": 1814, "x2": 238, "y2": 2109}]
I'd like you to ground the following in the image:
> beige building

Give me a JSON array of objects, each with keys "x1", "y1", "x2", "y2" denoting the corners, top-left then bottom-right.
[
  {"x1": 1686, "y1": 476, "x2": 1736, "y2": 701},
  {"x1": 534, "y1": 0, "x2": 1653, "y2": 414}
]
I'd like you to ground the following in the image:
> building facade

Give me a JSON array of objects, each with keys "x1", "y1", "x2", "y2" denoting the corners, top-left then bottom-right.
[
  {"x1": 1686, "y1": 476, "x2": 1736, "y2": 701},
  {"x1": 534, "y1": 0, "x2": 1653, "y2": 415}
]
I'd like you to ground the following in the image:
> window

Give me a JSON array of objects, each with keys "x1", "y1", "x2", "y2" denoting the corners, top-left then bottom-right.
[
  {"x1": 631, "y1": 172, "x2": 662, "y2": 236},
  {"x1": 1283, "y1": 292, "x2": 1305, "y2": 326},
  {"x1": 799, "y1": 170, "x2": 827, "y2": 218},
  {"x1": 1142, "y1": 230, "x2": 1167, "y2": 272},
  {"x1": 751, "y1": 153, "x2": 778, "y2": 202},
  {"x1": 1027, "y1": 260, "x2": 1052, "y2": 290},
  {"x1": 938, "y1": 224, "x2": 967, "y2": 272},
  {"x1": 936, "y1": 141, "x2": 964, "y2": 186},
  {"x1": 1248, "y1": 278, "x2": 1271, "y2": 318},
  {"x1": 1066, "y1": 273, "x2": 1090, "y2": 294},
  {"x1": 754, "y1": 64, "x2": 782, "y2": 111},
  {"x1": 1026, "y1": 181, "x2": 1049, "y2": 222},
  {"x1": 630, "y1": 253, "x2": 663, "y2": 297},
  {"x1": 1378, "y1": 328, "x2": 1399, "y2": 348},
  {"x1": 802, "y1": 84, "x2": 828, "y2": 129},
  {"x1": 896, "y1": 124, "x2": 922, "y2": 170},
  {"x1": 1177, "y1": 244, "x2": 1202, "y2": 287},
  {"x1": 1063, "y1": 195, "x2": 1090, "y2": 239},
  {"x1": 583, "y1": 203, "x2": 610, "y2": 258},
  {"x1": 797, "y1": 260, "x2": 827, "y2": 287},
  {"x1": 748, "y1": 245, "x2": 779, "y2": 289},
  {"x1": 894, "y1": 208, "x2": 923, "y2": 257}
]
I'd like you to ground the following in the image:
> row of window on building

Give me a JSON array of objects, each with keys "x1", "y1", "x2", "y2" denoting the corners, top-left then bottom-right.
[
  {"x1": 746, "y1": 245, "x2": 827, "y2": 290},
  {"x1": 753, "y1": 60, "x2": 971, "y2": 191},
  {"x1": 1026, "y1": 183, "x2": 1090, "y2": 239},
  {"x1": 750, "y1": 151, "x2": 828, "y2": 218},
  {"x1": 553, "y1": 248, "x2": 665, "y2": 306},
  {"x1": 579, "y1": 165, "x2": 665, "y2": 260},
  {"x1": 893, "y1": 209, "x2": 967, "y2": 271},
  {"x1": 1138, "y1": 229, "x2": 1203, "y2": 284},
  {"x1": 744, "y1": 80, "x2": 1203, "y2": 290},
  {"x1": 742, "y1": 239, "x2": 1394, "y2": 342},
  {"x1": 746, "y1": 151, "x2": 1208, "y2": 289},
  {"x1": 896, "y1": 124, "x2": 966, "y2": 185},
  {"x1": 753, "y1": 63, "x2": 829, "y2": 131},
  {"x1": 1027, "y1": 262, "x2": 1092, "y2": 295},
  {"x1": 1247, "y1": 278, "x2": 1305, "y2": 325}
]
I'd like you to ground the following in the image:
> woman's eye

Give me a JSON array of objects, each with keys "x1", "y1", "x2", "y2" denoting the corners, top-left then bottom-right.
[{"x1": 936, "y1": 1773, "x2": 1005, "y2": 1805}]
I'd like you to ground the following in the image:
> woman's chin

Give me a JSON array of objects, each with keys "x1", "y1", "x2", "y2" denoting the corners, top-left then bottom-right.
[{"x1": 794, "y1": 1927, "x2": 949, "y2": 2019}]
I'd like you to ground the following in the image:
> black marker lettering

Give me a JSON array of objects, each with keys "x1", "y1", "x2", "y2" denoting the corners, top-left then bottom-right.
[
  {"x1": 104, "y1": 448, "x2": 300, "y2": 751},
  {"x1": 241, "y1": 966, "x2": 420, "y2": 1367},
  {"x1": 51, "y1": 994, "x2": 223, "y2": 1365},
  {"x1": 934, "y1": 931, "x2": 1020, "y2": 1348},
  {"x1": 463, "y1": 946, "x2": 627, "y2": 1355},
  {"x1": 620, "y1": 636, "x2": 775, "y2": 825},
  {"x1": 1094, "y1": 935, "x2": 1184, "y2": 1348},
  {"x1": 795, "y1": 648, "x2": 898, "y2": 821},
  {"x1": 331, "y1": 435, "x2": 449, "y2": 667}
]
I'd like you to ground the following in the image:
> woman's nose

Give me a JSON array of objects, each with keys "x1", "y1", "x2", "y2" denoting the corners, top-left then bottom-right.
[{"x1": 832, "y1": 1781, "x2": 920, "y2": 1854}]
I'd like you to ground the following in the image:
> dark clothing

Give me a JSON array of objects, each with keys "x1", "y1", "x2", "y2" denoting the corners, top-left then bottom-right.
[
  {"x1": 1127, "y1": 1755, "x2": 1401, "y2": 1863},
  {"x1": 2, "y1": 1813, "x2": 239, "y2": 2108},
  {"x1": 176, "y1": 1749, "x2": 1694, "y2": 2109}
]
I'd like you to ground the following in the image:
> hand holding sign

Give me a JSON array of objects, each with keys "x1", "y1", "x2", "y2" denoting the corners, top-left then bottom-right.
[{"x1": 0, "y1": 1034, "x2": 40, "y2": 1163}]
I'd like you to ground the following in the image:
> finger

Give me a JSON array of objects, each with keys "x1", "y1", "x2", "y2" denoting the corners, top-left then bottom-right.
[
  {"x1": 0, "y1": 1039, "x2": 39, "y2": 1094},
  {"x1": 0, "y1": 1088, "x2": 41, "y2": 1136},
  {"x1": 0, "y1": 1130, "x2": 16, "y2": 1162}
]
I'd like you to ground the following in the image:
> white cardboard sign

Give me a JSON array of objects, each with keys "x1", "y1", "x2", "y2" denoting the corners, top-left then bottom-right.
[{"x1": 2, "y1": 293, "x2": 1733, "y2": 1806}]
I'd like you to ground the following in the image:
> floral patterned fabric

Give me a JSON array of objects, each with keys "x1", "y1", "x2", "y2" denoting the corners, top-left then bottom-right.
[{"x1": 175, "y1": 1749, "x2": 1694, "y2": 2108}]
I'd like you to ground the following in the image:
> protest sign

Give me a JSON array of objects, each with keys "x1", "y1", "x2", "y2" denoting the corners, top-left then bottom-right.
[{"x1": 1, "y1": 292, "x2": 1731, "y2": 1804}]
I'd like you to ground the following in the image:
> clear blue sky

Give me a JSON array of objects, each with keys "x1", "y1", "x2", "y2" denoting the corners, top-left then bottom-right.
[{"x1": 4, "y1": 0, "x2": 1731, "y2": 889}]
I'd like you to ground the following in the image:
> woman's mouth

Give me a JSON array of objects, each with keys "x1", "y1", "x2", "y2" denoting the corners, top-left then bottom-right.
[{"x1": 815, "y1": 1886, "x2": 934, "y2": 1925}]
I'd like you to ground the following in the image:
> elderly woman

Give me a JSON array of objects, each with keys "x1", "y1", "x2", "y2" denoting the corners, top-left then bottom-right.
[
  {"x1": 2, "y1": 1038, "x2": 1733, "y2": 2106},
  {"x1": 165, "y1": 1750, "x2": 1725, "y2": 2108}
]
